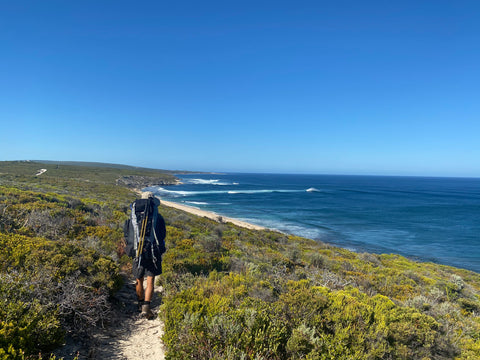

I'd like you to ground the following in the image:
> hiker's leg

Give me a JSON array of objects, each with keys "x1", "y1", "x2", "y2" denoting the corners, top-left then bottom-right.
[
  {"x1": 140, "y1": 275, "x2": 155, "y2": 319},
  {"x1": 145, "y1": 276, "x2": 155, "y2": 302},
  {"x1": 136, "y1": 277, "x2": 145, "y2": 300}
]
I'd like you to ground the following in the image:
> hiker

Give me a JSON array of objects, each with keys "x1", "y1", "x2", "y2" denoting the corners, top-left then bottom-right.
[{"x1": 124, "y1": 191, "x2": 166, "y2": 319}]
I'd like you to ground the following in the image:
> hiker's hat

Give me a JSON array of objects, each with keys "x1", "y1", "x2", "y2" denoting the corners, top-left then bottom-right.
[{"x1": 141, "y1": 191, "x2": 154, "y2": 199}]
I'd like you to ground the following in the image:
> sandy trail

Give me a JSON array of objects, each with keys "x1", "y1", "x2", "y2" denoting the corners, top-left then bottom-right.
[
  {"x1": 55, "y1": 276, "x2": 165, "y2": 359},
  {"x1": 90, "y1": 278, "x2": 165, "y2": 359},
  {"x1": 35, "y1": 168, "x2": 47, "y2": 176}
]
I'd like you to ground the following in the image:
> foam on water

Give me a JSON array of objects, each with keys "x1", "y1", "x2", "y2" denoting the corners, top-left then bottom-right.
[
  {"x1": 185, "y1": 201, "x2": 209, "y2": 206},
  {"x1": 153, "y1": 187, "x2": 230, "y2": 197},
  {"x1": 227, "y1": 189, "x2": 301, "y2": 195},
  {"x1": 185, "y1": 178, "x2": 234, "y2": 186},
  {"x1": 153, "y1": 187, "x2": 301, "y2": 197}
]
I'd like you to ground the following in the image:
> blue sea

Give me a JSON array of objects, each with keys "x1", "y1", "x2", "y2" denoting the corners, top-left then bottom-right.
[{"x1": 148, "y1": 173, "x2": 480, "y2": 273}]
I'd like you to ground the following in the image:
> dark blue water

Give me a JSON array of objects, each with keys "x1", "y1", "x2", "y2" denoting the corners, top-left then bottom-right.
[{"x1": 149, "y1": 174, "x2": 480, "y2": 273}]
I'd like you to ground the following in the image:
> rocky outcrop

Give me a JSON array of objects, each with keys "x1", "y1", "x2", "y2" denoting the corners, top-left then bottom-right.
[{"x1": 116, "y1": 175, "x2": 179, "y2": 189}]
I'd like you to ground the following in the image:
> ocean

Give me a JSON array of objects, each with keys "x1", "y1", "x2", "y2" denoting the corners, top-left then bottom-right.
[{"x1": 148, "y1": 173, "x2": 480, "y2": 273}]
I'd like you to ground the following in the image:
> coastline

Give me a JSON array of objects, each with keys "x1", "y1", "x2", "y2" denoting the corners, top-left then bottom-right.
[{"x1": 159, "y1": 199, "x2": 266, "y2": 231}]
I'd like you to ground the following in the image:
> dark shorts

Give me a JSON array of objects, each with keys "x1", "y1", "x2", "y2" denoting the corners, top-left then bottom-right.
[{"x1": 132, "y1": 257, "x2": 162, "y2": 279}]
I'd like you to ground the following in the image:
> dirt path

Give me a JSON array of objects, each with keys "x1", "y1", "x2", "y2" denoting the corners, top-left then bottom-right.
[{"x1": 55, "y1": 276, "x2": 166, "y2": 359}]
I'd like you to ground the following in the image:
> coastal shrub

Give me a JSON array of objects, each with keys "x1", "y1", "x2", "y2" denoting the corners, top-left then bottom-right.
[
  {"x1": 82, "y1": 225, "x2": 123, "y2": 258},
  {"x1": 0, "y1": 274, "x2": 64, "y2": 357},
  {"x1": 286, "y1": 323, "x2": 318, "y2": 358},
  {"x1": 458, "y1": 297, "x2": 480, "y2": 314},
  {"x1": 308, "y1": 252, "x2": 326, "y2": 268},
  {"x1": 0, "y1": 181, "x2": 127, "y2": 358},
  {"x1": 57, "y1": 272, "x2": 111, "y2": 331},
  {"x1": 0, "y1": 232, "x2": 122, "y2": 326},
  {"x1": 160, "y1": 272, "x2": 454, "y2": 359},
  {"x1": 162, "y1": 237, "x2": 230, "y2": 275}
]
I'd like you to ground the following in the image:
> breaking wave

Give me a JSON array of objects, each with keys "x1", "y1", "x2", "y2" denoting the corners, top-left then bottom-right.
[
  {"x1": 185, "y1": 178, "x2": 234, "y2": 186},
  {"x1": 185, "y1": 201, "x2": 209, "y2": 206},
  {"x1": 152, "y1": 187, "x2": 226, "y2": 197},
  {"x1": 228, "y1": 190, "x2": 301, "y2": 195},
  {"x1": 152, "y1": 187, "x2": 301, "y2": 198}
]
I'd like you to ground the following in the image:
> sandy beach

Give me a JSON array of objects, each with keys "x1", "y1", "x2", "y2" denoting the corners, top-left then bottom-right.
[{"x1": 159, "y1": 199, "x2": 266, "y2": 231}]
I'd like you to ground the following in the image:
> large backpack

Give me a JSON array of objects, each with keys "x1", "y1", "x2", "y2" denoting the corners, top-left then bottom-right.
[{"x1": 124, "y1": 197, "x2": 166, "y2": 267}]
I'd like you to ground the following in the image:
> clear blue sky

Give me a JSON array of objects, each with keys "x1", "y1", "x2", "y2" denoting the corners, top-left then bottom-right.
[{"x1": 1, "y1": 1, "x2": 479, "y2": 176}]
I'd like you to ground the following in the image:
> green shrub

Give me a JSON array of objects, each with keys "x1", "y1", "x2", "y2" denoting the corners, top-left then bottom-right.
[
  {"x1": 0, "y1": 181, "x2": 126, "y2": 358},
  {"x1": 0, "y1": 275, "x2": 64, "y2": 358}
]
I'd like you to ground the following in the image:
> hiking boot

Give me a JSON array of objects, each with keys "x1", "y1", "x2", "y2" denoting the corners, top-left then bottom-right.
[
  {"x1": 137, "y1": 300, "x2": 144, "y2": 313},
  {"x1": 141, "y1": 304, "x2": 155, "y2": 320}
]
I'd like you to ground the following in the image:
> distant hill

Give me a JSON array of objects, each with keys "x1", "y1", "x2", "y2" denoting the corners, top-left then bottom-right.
[
  {"x1": 30, "y1": 160, "x2": 194, "y2": 174},
  {"x1": 0, "y1": 160, "x2": 183, "y2": 193}
]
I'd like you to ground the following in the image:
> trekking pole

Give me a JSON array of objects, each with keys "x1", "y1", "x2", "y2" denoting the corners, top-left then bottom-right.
[
  {"x1": 137, "y1": 220, "x2": 146, "y2": 259},
  {"x1": 137, "y1": 213, "x2": 148, "y2": 258}
]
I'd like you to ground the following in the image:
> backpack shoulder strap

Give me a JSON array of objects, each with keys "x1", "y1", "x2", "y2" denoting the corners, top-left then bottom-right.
[{"x1": 131, "y1": 200, "x2": 141, "y2": 254}]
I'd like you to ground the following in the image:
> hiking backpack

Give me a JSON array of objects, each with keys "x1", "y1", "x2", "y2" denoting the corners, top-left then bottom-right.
[{"x1": 124, "y1": 197, "x2": 166, "y2": 266}]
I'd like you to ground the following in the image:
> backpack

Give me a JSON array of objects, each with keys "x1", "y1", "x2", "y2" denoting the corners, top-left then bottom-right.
[{"x1": 124, "y1": 197, "x2": 166, "y2": 267}]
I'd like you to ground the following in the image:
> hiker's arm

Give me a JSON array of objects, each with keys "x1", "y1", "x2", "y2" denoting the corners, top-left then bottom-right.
[
  {"x1": 155, "y1": 214, "x2": 167, "y2": 253},
  {"x1": 123, "y1": 219, "x2": 129, "y2": 239},
  {"x1": 124, "y1": 219, "x2": 135, "y2": 257}
]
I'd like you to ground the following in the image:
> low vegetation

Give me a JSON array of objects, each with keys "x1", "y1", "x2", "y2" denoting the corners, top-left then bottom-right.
[
  {"x1": 1, "y1": 161, "x2": 480, "y2": 359},
  {"x1": 158, "y1": 207, "x2": 480, "y2": 359},
  {"x1": 0, "y1": 161, "x2": 135, "y2": 358}
]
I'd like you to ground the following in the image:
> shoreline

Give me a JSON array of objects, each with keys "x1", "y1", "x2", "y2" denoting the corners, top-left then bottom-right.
[
  {"x1": 159, "y1": 199, "x2": 267, "y2": 231},
  {"x1": 160, "y1": 198, "x2": 478, "y2": 274}
]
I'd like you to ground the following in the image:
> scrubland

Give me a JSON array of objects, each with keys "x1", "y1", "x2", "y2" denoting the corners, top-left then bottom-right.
[{"x1": 1, "y1": 161, "x2": 480, "y2": 359}]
